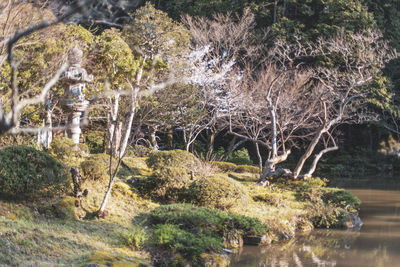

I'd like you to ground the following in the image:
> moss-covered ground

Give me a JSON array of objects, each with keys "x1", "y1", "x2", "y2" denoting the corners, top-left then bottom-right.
[{"x1": 0, "y1": 149, "x2": 360, "y2": 266}]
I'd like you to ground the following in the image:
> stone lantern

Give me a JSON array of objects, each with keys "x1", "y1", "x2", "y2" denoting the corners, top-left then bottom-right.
[{"x1": 61, "y1": 47, "x2": 93, "y2": 144}]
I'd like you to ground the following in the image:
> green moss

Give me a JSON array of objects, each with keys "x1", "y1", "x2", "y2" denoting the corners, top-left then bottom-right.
[
  {"x1": 38, "y1": 196, "x2": 78, "y2": 220},
  {"x1": 188, "y1": 175, "x2": 250, "y2": 210},
  {"x1": 147, "y1": 150, "x2": 200, "y2": 173},
  {"x1": 147, "y1": 204, "x2": 269, "y2": 264},
  {"x1": 118, "y1": 157, "x2": 152, "y2": 178},
  {"x1": 125, "y1": 145, "x2": 153, "y2": 157},
  {"x1": 212, "y1": 161, "x2": 237, "y2": 172},
  {"x1": 81, "y1": 251, "x2": 150, "y2": 267},
  {"x1": 120, "y1": 225, "x2": 149, "y2": 250},
  {"x1": 85, "y1": 130, "x2": 105, "y2": 154},
  {"x1": 0, "y1": 146, "x2": 68, "y2": 200},
  {"x1": 80, "y1": 153, "x2": 118, "y2": 181},
  {"x1": 49, "y1": 136, "x2": 89, "y2": 166},
  {"x1": 147, "y1": 167, "x2": 191, "y2": 201},
  {"x1": 53, "y1": 197, "x2": 78, "y2": 220},
  {"x1": 235, "y1": 164, "x2": 259, "y2": 174},
  {"x1": 322, "y1": 188, "x2": 361, "y2": 210}
]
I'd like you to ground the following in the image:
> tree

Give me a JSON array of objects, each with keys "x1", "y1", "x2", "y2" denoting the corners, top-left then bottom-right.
[{"x1": 120, "y1": 3, "x2": 191, "y2": 149}]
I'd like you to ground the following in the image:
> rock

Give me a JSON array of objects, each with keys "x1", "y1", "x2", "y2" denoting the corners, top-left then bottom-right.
[
  {"x1": 243, "y1": 235, "x2": 270, "y2": 246},
  {"x1": 201, "y1": 253, "x2": 231, "y2": 267},
  {"x1": 343, "y1": 213, "x2": 363, "y2": 230},
  {"x1": 257, "y1": 179, "x2": 270, "y2": 187},
  {"x1": 223, "y1": 230, "x2": 243, "y2": 248}
]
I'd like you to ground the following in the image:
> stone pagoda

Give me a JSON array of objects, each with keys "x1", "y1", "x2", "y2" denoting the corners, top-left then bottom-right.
[{"x1": 61, "y1": 47, "x2": 93, "y2": 144}]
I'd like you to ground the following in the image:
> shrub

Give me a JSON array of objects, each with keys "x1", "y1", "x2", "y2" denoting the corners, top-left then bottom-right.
[
  {"x1": 0, "y1": 146, "x2": 68, "y2": 200},
  {"x1": 148, "y1": 204, "x2": 269, "y2": 263},
  {"x1": 235, "y1": 165, "x2": 259, "y2": 174},
  {"x1": 85, "y1": 130, "x2": 104, "y2": 154},
  {"x1": 146, "y1": 167, "x2": 191, "y2": 201},
  {"x1": 49, "y1": 136, "x2": 89, "y2": 166},
  {"x1": 121, "y1": 225, "x2": 149, "y2": 250},
  {"x1": 228, "y1": 148, "x2": 253, "y2": 165},
  {"x1": 212, "y1": 161, "x2": 238, "y2": 172},
  {"x1": 322, "y1": 188, "x2": 361, "y2": 210},
  {"x1": 125, "y1": 145, "x2": 153, "y2": 157},
  {"x1": 118, "y1": 157, "x2": 152, "y2": 178},
  {"x1": 147, "y1": 150, "x2": 200, "y2": 173},
  {"x1": 80, "y1": 153, "x2": 116, "y2": 180},
  {"x1": 188, "y1": 175, "x2": 250, "y2": 210}
]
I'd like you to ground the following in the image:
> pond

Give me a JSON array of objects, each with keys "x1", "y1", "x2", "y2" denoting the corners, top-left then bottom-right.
[{"x1": 231, "y1": 180, "x2": 400, "y2": 267}]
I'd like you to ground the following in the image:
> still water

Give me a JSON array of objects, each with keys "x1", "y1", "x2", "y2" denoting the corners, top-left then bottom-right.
[{"x1": 231, "y1": 187, "x2": 400, "y2": 267}]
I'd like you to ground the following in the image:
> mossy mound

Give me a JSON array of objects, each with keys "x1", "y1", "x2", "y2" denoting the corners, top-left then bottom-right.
[
  {"x1": 49, "y1": 136, "x2": 89, "y2": 166},
  {"x1": 212, "y1": 161, "x2": 238, "y2": 172},
  {"x1": 83, "y1": 251, "x2": 150, "y2": 267},
  {"x1": 321, "y1": 188, "x2": 361, "y2": 210},
  {"x1": 0, "y1": 146, "x2": 68, "y2": 200},
  {"x1": 188, "y1": 175, "x2": 251, "y2": 210},
  {"x1": 235, "y1": 165, "x2": 259, "y2": 174},
  {"x1": 147, "y1": 204, "x2": 269, "y2": 265},
  {"x1": 143, "y1": 167, "x2": 191, "y2": 202},
  {"x1": 118, "y1": 157, "x2": 152, "y2": 178},
  {"x1": 0, "y1": 201, "x2": 31, "y2": 220},
  {"x1": 125, "y1": 145, "x2": 154, "y2": 157},
  {"x1": 80, "y1": 153, "x2": 117, "y2": 181},
  {"x1": 147, "y1": 150, "x2": 200, "y2": 173},
  {"x1": 213, "y1": 161, "x2": 259, "y2": 174},
  {"x1": 38, "y1": 196, "x2": 78, "y2": 220}
]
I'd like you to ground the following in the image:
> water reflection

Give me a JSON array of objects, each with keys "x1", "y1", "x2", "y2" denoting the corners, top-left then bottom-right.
[{"x1": 231, "y1": 189, "x2": 400, "y2": 267}]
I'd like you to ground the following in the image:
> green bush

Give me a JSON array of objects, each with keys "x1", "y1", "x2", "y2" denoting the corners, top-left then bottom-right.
[
  {"x1": 125, "y1": 145, "x2": 153, "y2": 157},
  {"x1": 212, "y1": 161, "x2": 238, "y2": 172},
  {"x1": 49, "y1": 136, "x2": 89, "y2": 166},
  {"x1": 188, "y1": 175, "x2": 250, "y2": 210},
  {"x1": 322, "y1": 188, "x2": 361, "y2": 210},
  {"x1": 235, "y1": 165, "x2": 259, "y2": 174},
  {"x1": 143, "y1": 167, "x2": 191, "y2": 201},
  {"x1": 147, "y1": 150, "x2": 200, "y2": 173},
  {"x1": 148, "y1": 204, "x2": 269, "y2": 263},
  {"x1": 228, "y1": 148, "x2": 253, "y2": 165},
  {"x1": 85, "y1": 130, "x2": 104, "y2": 154},
  {"x1": 0, "y1": 146, "x2": 68, "y2": 200},
  {"x1": 80, "y1": 153, "x2": 116, "y2": 180},
  {"x1": 121, "y1": 226, "x2": 149, "y2": 250}
]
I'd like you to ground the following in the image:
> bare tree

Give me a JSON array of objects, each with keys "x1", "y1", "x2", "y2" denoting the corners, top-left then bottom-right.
[{"x1": 226, "y1": 64, "x2": 320, "y2": 177}]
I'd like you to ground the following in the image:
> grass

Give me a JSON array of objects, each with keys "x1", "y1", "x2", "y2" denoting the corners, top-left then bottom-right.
[{"x1": 0, "y1": 212, "x2": 150, "y2": 265}]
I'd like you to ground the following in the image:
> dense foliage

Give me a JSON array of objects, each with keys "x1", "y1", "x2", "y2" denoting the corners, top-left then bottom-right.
[
  {"x1": 147, "y1": 204, "x2": 269, "y2": 263},
  {"x1": 0, "y1": 146, "x2": 68, "y2": 200}
]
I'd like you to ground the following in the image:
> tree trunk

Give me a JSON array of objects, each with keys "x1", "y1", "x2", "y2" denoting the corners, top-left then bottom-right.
[
  {"x1": 222, "y1": 136, "x2": 246, "y2": 161},
  {"x1": 304, "y1": 145, "x2": 338, "y2": 178},
  {"x1": 98, "y1": 164, "x2": 118, "y2": 215},
  {"x1": 206, "y1": 129, "x2": 216, "y2": 160},
  {"x1": 149, "y1": 125, "x2": 158, "y2": 150},
  {"x1": 268, "y1": 100, "x2": 278, "y2": 158},
  {"x1": 107, "y1": 88, "x2": 120, "y2": 154},
  {"x1": 255, "y1": 143, "x2": 263, "y2": 176},
  {"x1": 183, "y1": 130, "x2": 190, "y2": 152},
  {"x1": 165, "y1": 126, "x2": 173, "y2": 149},
  {"x1": 260, "y1": 149, "x2": 291, "y2": 180},
  {"x1": 99, "y1": 58, "x2": 145, "y2": 214},
  {"x1": 292, "y1": 126, "x2": 325, "y2": 179},
  {"x1": 273, "y1": 0, "x2": 278, "y2": 23}
]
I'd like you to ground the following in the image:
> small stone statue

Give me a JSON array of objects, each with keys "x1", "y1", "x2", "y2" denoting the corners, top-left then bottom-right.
[{"x1": 70, "y1": 167, "x2": 83, "y2": 198}]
